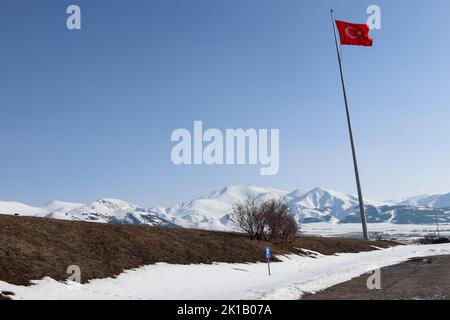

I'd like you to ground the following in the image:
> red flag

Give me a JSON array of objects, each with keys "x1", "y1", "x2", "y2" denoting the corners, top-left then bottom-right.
[{"x1": 335, "y1": 20, "x2": 373, "y2": 47}]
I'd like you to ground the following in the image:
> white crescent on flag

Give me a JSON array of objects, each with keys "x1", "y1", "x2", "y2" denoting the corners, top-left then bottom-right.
[{"x1": 345, "y1": 27, "x2": 363, "y2": 39}]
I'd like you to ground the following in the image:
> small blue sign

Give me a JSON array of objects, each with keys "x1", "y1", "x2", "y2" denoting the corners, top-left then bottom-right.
[{"x1": 265, "y1": 247, "x2": 271, "y2": 259}]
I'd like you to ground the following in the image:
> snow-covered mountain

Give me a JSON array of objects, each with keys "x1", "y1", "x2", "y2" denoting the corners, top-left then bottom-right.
[
  {"x1": 398, "y1": 194, "x2": 430, "y2": 206},
  {"x1": 156, "y1": 185, "x2": 450, "y2": 229},
  {"x1": 157, "y1": 185, "x2": 393, "y2": 230},
  {"x1": 341, "y1": 204, "x2": 450, "y2": 225},
  {"x1": 159, "y1": 185, "x2": 288, "y2": 230},
  {"x1": 0, "y1": 198, "x2": 176, "y2": 228},
  {"x1": 284, "y1": 187, "x2": 388, "y2": 224},
  {"x1": 58, "y1": 199, "x2": 177, "y2": 227},
  {"x1": 43, "y1": 200, "x2": 86, "y2": 220},
  {"x1": 0, "y1": 200, "x2": 83, "y2": 217},
  {"x1": 401, "y1": 193, "x2": 450, "y2": 209},
  {"x1": 2, "y1": 186, "x2": 450, "y2": 230}
]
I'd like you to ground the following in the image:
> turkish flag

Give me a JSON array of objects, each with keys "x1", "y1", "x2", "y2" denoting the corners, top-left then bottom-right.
[{"x1": 335, "y1": 20, "x2": 373, "y2": 47}]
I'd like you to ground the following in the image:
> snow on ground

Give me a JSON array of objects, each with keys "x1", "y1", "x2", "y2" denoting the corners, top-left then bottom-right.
[
  {"x1": 2, "y1": 243, "x2": 450, "y2": 300},
  {"x1": 301, "y1": 222, "x2": 450, "y2": 240}
]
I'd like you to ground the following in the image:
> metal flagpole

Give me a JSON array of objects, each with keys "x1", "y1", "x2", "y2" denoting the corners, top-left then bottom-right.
[{"x1": 330, "y1": 9, "x2": 369, "y2": 240}]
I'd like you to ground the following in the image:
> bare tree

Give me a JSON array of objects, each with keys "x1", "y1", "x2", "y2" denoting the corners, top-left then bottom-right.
[
  {"x1": 230, "y1": 197, "x2": 299, "y2": 242},
  {"x1": 229, "y1": 197, "x2": 261, "y2": 240},
  {"x1": 264, "y1": 199, "x2": 298, "y2": 242}
]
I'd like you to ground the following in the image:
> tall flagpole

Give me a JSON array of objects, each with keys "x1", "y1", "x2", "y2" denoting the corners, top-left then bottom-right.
[{"x1": 330, "y1": 9, "x2": 368, "y2": 240}]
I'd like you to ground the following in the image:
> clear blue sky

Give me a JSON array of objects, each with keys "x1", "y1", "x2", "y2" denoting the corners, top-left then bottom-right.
[{"x1": 1, "y1": 0, "x2": 450, "y2": 207}]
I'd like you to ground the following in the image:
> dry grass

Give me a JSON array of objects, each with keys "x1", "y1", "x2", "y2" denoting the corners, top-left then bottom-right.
[{"x1": 0, "y1": 214, "x2": 396, "y2": 285}]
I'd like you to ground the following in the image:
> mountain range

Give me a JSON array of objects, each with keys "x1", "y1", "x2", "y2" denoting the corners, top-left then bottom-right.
[{"x1": 1, "y1": 185, "x2": 450, "y2": 230}]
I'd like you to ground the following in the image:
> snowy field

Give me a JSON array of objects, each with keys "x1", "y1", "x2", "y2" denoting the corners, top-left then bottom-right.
[
  {"x1": 2, "y1": 243, "x2": 450, "y2": 300},
  {"x1": 301, "y1": 222, "x2": 450, "y2": 240}
]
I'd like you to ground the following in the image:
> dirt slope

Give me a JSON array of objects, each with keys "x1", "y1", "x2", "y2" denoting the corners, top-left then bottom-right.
[{"x1": 0, "y1": 214, "x2": 396, "y2": 285}]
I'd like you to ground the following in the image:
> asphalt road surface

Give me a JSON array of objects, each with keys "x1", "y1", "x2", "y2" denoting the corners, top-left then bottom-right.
[{"x1": 303, "y1": 255, "x2": 450, "y2": 300}]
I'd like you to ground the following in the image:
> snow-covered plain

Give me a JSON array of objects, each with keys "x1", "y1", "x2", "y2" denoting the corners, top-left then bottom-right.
[
  {"x1": 2, "y1": 243, "x2": 450, "y2": 300},
  {"x1": 301, "y1": 222, "x2": 450, "y2": 240}
]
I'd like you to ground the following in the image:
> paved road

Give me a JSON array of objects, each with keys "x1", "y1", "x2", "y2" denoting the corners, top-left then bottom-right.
[{"x1": 303, "y1": 255, "x2": 450, "y2": 300}]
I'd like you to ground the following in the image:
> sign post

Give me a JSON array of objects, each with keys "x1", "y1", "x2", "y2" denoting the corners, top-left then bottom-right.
[{"x1": 265, "y1": 247, "x2": 271, "y2": 276}]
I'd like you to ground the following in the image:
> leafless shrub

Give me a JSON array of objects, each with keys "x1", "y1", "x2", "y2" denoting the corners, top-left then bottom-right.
[
  {"x1": 230, "y1": 197, "x2": 299, "y2": 242},
  {"x1": 229, "y1": 197, "x2": 265, "y2": 240},
  {"x1": 265, "y1": 199, "x2": 298, "y2": 242}
]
